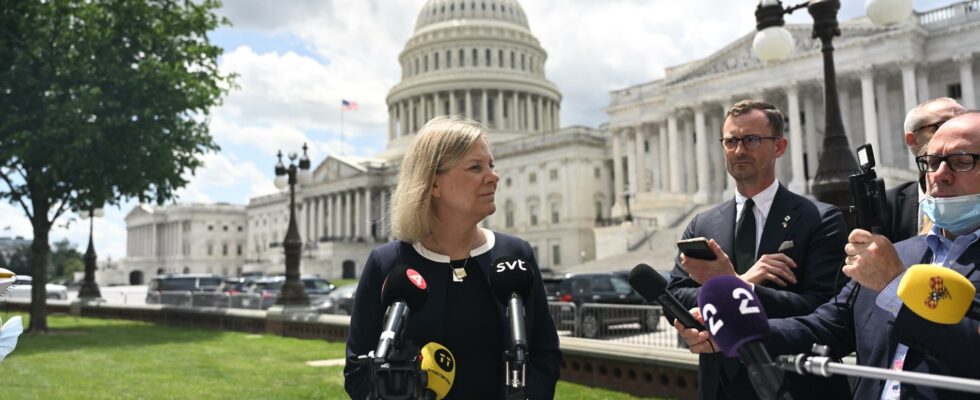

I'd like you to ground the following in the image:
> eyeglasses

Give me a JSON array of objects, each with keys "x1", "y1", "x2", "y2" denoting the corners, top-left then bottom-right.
[
  {"x1": 913, "y1": 120, "x2": 947, "y2": 134},
  {"x1": 915, "y1": 154, "x2": 980, "y2": 172},
  {"x1": 719, "y1": 135, "x2": 780, "y2": 150}
]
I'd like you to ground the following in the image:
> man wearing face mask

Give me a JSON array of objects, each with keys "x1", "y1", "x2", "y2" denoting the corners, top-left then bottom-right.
[{"x1": 678, "y1": 112, "x2": 980, "y2": 399}]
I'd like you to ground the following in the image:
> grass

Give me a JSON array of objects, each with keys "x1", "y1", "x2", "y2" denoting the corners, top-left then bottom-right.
[
  {"x1": 331, "y1": 278, "x2": 358, "y2": 288},
  {"x1": 0, "y1": 312, "x2": 660, "y2": 399}
]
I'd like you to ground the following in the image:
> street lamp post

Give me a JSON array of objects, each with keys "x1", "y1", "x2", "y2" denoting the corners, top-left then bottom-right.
[
  {"x1": 78, "y1": 206, "x2": 104, "y2": 299},
  {"x1": 623, "y1": 187, "x2": 634, "y2": 223},
  {"x1": 752, "y1": 0, "x2": 912, "y2": 210},
  {"x1": 273, "y1": 144, "x2": 313, "y2": 306}
]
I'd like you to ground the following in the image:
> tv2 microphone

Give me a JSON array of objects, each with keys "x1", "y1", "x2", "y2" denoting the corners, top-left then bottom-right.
[
  {"x1": 375, "y1": 265, "x2": 429, "y2": 361},
  {"x1": 897, "y1": 264, "x2": 980, "y2": 324},
  {"x1": 419, "y1": 342, "x2": 456, "y2": 400},
  {"x1": 627, "y1": 263, "x2": 706, "y2": 330},
  {"x1": 489, "y1": 255, "x2": 533, "y2": 398},
  {"x1": 698, "y1": 276, "x2": 792, "y2": 400}
]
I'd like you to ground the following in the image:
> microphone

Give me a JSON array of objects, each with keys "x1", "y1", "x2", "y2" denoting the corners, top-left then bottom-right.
[
  {"x1": 419, "y1": 342, "x2": 456, "y2": 400},
  {"x1": 627, "y1": 264, "x2": 706, "y2": 330},
  {"x1": 698, "y1": 276, "x2": 790, "y2": 400},
  {"x1": 488, "y1": 255, "x2": 533, "y2": 397},
  {"x1": 897, "y1": 264, "x2": 979, "y2": 324},
  {"x1": 375, "y1": 265, "x2": 429, "y2": 361}
]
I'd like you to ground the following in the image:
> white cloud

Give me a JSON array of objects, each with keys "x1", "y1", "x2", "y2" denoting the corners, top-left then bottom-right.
[{"x1": 176, "y1": 152, "x2": 274, "y2": 203}]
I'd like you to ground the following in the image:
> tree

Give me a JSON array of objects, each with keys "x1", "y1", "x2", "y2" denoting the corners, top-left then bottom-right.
[
  {"x1": 4, "y1": 245, "x2": 31, "y2": 276},
  {"x1": 0, "y1": 0, "x2": 233, "y2": 332},
  {"x1": 49, "y1": 239, "x2": 83, "y2": 281}
]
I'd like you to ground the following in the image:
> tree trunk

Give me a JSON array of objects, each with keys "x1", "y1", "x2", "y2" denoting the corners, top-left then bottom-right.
[{"x1": 28, "y1": 200, "x2": 51, "y2": 333}]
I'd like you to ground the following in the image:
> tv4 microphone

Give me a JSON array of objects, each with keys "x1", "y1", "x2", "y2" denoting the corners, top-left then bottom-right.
[
  {"x1": 897, "y1": 264, "x2": 980, "y2": 324},
  {"x1": 628, "y1": 263, "x2": 706, "y2": 330},
  {"x1": 419, "y1": 342, "x2": 456, "y2": 400},
  {"x1": 698, "y1": 276, "x2": 791, "y2": 400},
  {"x1": 488, "y1": 255, "x2": 533, "y2": 398},
  {"x1": 375, "y1": 265, "x2": 429, "y2": 361}
]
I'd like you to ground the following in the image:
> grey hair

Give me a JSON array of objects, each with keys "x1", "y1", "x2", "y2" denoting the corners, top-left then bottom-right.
[
  {"x1": 389, "y1": 115, "x2": 488, "y2": 243},
  {"x1": 903, "y1": 97, "x2": 964, "y2": 133}
]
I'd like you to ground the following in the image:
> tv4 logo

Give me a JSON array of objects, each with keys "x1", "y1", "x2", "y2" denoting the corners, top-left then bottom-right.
[{"x1": 495, "y1": 259, "x2": 527, "y2": 273}]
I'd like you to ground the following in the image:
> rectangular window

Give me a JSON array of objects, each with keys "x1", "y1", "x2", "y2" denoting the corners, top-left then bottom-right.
[
  {"x1": 506, "y1": 209, "x2": 514, "y2": 228},
  {"x1": 552, "y1": 244, "x2": 561, "y2": 266},
  {"x1": 551, "y1": 201, "x2": 560, "y2": 224},
  {"x1": 222, "y1": 244, "x2": 228, "y2": 256},
  {"x1": 237, "y1": 244, "x2": 243, "y2": 256},
  {"x1": 948, "y1": 83, "x2": 963, "y2": 99},
  {"x1": 434, "y1": 52, "x2": 439, "y2": 70},
  {"x1": 485, "y1": 49, "x2": 491, "y2": 67},
  {"x1": 594, "y1": 167, "x2": 600, "y2": 178},
  {"x1": 549, "y1": 169, "x2": 558, "y2": 180},
  {"x1": 532, "y1": 246, "x2": 540, "y2": 262},
  {"x1": 207, "y1": 244, "x2": 213, "y2": 256},
  {"x1": 530, "y1": 204, "x2": 539, "y2": 226},
  {"x1": 595, "y1": 201, "x2": 603, "y2": 220},
  {"x1": 529, "y1": 173, "x2": 537, "y2": 184}
]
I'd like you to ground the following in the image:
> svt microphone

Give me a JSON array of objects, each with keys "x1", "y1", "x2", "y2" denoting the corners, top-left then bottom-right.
[
  {"x1": 627, "y1": 263, "x2": 706, "y2": 330},
  {"x1": 419, "y1": 342, "x2": 456, "y2": 400},
  {"x1": 698, "y1": 276, "x2": 791, "y2": 400},
  {"x1": 375, "y1": 265, "x2": 429, "y2": 361},
  {"x1": 489, "y1": 255, "x2": 533, "y2": 398},
  {"x1": 897, "y1": 264, "x2": 980, "y2": 324}
]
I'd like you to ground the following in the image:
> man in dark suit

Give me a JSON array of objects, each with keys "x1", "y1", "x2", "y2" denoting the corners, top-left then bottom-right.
[
  {"x1": 681, "y1": 112, "x2": 980, "y2": 399},
  {"x1": 667, "y1": 100, "x2": 851, "y2": 399},
  {"x1": 884, "y1": 98, "x2": 965, "y2": 242}
]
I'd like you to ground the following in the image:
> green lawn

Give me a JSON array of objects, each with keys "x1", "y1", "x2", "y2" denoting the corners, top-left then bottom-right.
[{"x1": 0, "y1": 312, "x2": 657, "y2": 399}]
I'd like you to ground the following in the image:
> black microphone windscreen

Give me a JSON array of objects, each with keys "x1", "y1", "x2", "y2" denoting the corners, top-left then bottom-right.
[
  {"x1": 489, "y1": 256, "x2": 533, "y2": 304},
  {"x1": 628, "y1": 263, "x2": 668, "y2": 301},
  {"x1": 697, "y1": 276, "x2": 769, "y2": 357},
  {"x1": 381, "y1": 264, "x2": 429, "y2": 312}
]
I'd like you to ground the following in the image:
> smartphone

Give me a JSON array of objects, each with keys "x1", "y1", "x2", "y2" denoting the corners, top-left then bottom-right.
[{"x1": 677, "y1": 237, "x2": 717, "y2": 260}]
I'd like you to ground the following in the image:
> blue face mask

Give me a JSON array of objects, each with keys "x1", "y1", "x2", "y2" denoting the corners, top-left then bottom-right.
[{"x1": 920, "y1": 193, "x2": 980, "y2": 235}]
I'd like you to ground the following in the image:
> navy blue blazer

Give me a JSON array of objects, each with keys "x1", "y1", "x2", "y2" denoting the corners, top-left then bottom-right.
[
  {"x1": 767, "y1": 235, "x2": 980, "y2": 399},
  {"x1": 668, "y1": 185, "x2": 852, "y2": 400},
  {"x1": 344, "y1": 232, "x2": 561, "y2": 400}
]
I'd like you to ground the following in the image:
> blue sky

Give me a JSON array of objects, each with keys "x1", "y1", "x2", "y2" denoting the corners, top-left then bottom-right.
[{"x1": 0, "y1": 0, "x2": 962, "y2": 261}]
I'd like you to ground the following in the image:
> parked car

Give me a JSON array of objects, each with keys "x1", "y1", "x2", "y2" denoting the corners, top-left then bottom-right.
[
  {"x1": 313, "y1": 283, "x2": 357, "y2": 315},
  {"x1": 145, "y1": 274, "x2": 223, "y2": 304},
  {"x1": 244, "y1": 275, "x2": 336, "y2": 309},
  {"x1": 3, "y1": 275, "x2": 69, "y2": 301},
  {"x1": 549, "y1": 272, "x2": 661, "y2": 339},
  {"x1": 218, "y1": 277, "x2": 253, "y2": 295}
]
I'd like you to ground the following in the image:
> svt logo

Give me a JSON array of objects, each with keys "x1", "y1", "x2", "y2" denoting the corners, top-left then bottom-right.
[{"x1": 495, "y1": 259, "x2": 527, "y2": 272}]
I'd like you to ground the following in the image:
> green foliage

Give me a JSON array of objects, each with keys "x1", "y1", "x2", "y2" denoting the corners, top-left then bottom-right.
[
  {"x1": 0, "y1": 0, "x2": 234, "y2": 330},
  {"x1": 49, "y1": 238, "x2": 83, "y2": 280},
  {"x1": 4, "y1": 244, "x2": 31, "y2": 276}
]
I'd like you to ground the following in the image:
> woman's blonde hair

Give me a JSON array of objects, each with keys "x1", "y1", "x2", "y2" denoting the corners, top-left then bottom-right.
[{"x1": 389, "y1": 115, "x2": 489, "y2": 242}]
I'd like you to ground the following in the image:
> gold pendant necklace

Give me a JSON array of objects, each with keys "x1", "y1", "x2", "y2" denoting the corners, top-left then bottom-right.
[{"x1": 452, "y1": 257, "x2": 469, "y2": 282}]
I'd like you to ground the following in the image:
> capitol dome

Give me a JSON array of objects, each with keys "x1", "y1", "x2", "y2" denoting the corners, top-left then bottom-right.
[{"x1": 381, "y1": 0, "x2": 562, "y2": 160}]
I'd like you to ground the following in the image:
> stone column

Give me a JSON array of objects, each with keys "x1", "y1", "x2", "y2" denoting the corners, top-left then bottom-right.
[
  {"x1": 512, "y1": 92, "x2": 519, "y2": 130},
  {"x1": 787, "y1": 85, "x2": 807, "y2": 193},
  {"x1": 656, "y1": 121, "x2": 668, "y2": 192},
  {"x1": 449, "y1": 90, "x2": 458, "y2": 116},
  {"x1": 684, "y1": 116, "x2": 697, "y2": 194},
  {"x1": 409, "y1": 97, "x2": 417, "y2": 133},
  {"x1": 388, "y1": 106, "x2": 395, "y2": 141},
  {"x1": 365, "y1": 187, "x2": 373, "y2": 240},
  {"x1": 956, "y1": 53, "x2": 976, "y2": 109},
  {"x1": 552, "y1": 101, "x2": 560, "y2": 130},
  {"x1": 495, "y1": 91, "x2": 504, "y2": 129},
  {"x1": 634, "y1": 125, "x2": 648, "y2": 193},
  {"x1": 723, "y1": 97, "x2": 737, "y2": 198},
  {"x1": 379, "y1": 188, "x2": 389, "y2": 239},
  {"x1": 839, "y1": 85, "x2": 853, "y2": 144},
  {"x1": 624, "y1": 127, "x2": 637, "y2": 196},
  {"x1": 435, "y1": 92, "x2": 443, "y2": 116},
  {"x1": 354, "y1": 189, "x2": 362, "y2": 238},
  {"x1": 667, "y1": 115, "x2": 681, "y2": 193},
  {"x1": 803, "y1": 92, "x2": 819, "y2": 190},
  {"x1": 900, "y1": 62, "x2": 918, "y2": 113},
  {"x1": 346, "y1": 191, "x2": 354, "y2": 239},
  {"x1": 859, "y1": 68, "x2": 881, "y2": 157},
  {"x1": 525, "y1": 94, "x2": 533, "y2": 131},
  {"x1": 465, "y1": 90, "x2": 473, "y2": 120},
  {"x1": 693, "y1": 105, "x2": 710, "y2": 203},
  {"x1": 481, "y1": 89, "x2": 489, "y2": 124},
  {"x1": 399, "y1": 101, "x2": 408, "y2": 137},
  {"x1": 538, "y1": 96, "x2": 545, "y2": 132},
  {"x1": 874, "y1": 77, "x2": 894, "y2": 166},
  {"x1": 611, "y1": 129, "x2": 625, "y2": 217}
]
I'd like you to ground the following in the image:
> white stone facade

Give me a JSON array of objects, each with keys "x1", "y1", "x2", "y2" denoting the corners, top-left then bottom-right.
[
  {"x1": 121, "y1": 203, "x2": 247, "y2": 283},
  {"x1": 606, "y1": 5, "x2": 980, "y2": 222}
]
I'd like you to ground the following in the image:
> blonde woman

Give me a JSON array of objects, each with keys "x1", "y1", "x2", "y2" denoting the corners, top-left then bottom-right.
[{"x1": 344, "y1": 116, "x2": 560, "y2": 399}]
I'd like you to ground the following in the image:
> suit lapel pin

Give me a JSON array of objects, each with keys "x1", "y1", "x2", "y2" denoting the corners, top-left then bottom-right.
[{"x1": 782, "y1": 215, "x2": 791, "y2": 228}]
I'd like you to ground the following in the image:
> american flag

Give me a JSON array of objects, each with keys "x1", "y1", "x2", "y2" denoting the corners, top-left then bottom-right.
[{"x1": 342, "y1": 99, "x2": 359, "y2": 111}]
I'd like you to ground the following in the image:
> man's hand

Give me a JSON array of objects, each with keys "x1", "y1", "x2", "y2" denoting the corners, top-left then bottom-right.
[
  {"x1": 842, "y1": 229, "x2": 905, "y2": 292},
  {"x1": 673, "y1": 307, "x2": 718, "y2": 354},
  {"x1": 680, "y1": 239, "x2": 736, "y2": 285},
  {"x1": 740, "y1": 253, "x2": 798, "y2": 287}
]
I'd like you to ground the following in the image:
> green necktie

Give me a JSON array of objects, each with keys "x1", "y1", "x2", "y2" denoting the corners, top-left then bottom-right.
[{"x1": 734, "y1": 198, "x2": 756, "y2": 274}]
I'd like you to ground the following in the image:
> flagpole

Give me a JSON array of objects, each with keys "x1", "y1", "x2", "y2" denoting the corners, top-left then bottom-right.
[{"x1": 340, "y1": 104, "x2": 345, "y2": 156}]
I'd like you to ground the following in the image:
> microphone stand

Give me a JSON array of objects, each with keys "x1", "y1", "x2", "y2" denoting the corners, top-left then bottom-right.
[
  {"x1": 778, "y1": 346, "x2": 980, "y2": 395},
  {"x1": 354, "y1": 340, "x2": 426, "y2": 400},
  {"x1": 503, "y1": 345, "x2": 527, "y2": 400}
]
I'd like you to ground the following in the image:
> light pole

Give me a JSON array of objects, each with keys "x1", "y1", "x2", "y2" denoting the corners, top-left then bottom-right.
[
  {"x1": 273, "y1": 143, "x2": 313, "y2": 306},
  {"x1": 78, "y1": 206, "x2": 104, "y2": 299},
  {"x1": 752, "y1": 0, "x2": 912, "y2": 210},
  {"x1": 623, "y1": 186, "x2": 634, "y2": 223}
]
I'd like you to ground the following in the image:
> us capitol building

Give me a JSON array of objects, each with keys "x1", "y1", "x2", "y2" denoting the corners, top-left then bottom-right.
[{"x1": 114, "y1": 0, "x2": 979, "y2": 284}]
